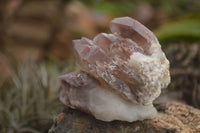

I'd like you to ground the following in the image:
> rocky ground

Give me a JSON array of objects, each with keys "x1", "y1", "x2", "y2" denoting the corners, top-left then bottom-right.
[{"x1": 49, "y1": 102, "x2": 200, "y2": 133}]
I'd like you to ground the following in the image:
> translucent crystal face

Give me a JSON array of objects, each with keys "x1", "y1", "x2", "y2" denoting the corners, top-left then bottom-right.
[
  {"x1": 59, "y1": 17, "x2": 170, "y2": 122},
  {"x1": 110, "y1": 17, "x2": 158, "y2": 52}
]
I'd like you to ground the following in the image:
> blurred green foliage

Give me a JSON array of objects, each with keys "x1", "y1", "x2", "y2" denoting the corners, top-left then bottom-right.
[
  {"x1": 82, "y1": 0, "x2": 200, "y2": 16},
  {"x1": 82, "y1": 0, "x2": 138, "y2": 15},
  {"x1": 148, "y1": 0, "x2": 200, "y2": 17},
  {"x1": 155, "y1": 19, "x2": 200, "y2": 43}
]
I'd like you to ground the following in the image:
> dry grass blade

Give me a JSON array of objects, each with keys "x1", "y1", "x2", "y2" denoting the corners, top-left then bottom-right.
[{"x1": 0, "y1": 60, "x2": 77, "y2": 133}]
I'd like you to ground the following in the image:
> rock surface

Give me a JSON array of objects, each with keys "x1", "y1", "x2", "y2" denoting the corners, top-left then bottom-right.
[{"x1": 49, "y1": 102, "x2": 200, "y2": 133}]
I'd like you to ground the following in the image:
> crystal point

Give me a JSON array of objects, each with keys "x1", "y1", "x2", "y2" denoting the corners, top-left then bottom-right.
[{"x1": 110, "y1": 17, "x2": 158, "y2": 52}]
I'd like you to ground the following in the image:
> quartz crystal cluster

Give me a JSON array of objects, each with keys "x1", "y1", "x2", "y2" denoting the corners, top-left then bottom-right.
[{"x1": 59, "y1": 17, "x2": 170, "y2": 122}]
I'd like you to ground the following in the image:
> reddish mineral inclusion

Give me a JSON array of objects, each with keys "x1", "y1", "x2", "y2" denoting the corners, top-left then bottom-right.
[{"x1": 59, "y1": 17, "x2": 170, "y2": 122}]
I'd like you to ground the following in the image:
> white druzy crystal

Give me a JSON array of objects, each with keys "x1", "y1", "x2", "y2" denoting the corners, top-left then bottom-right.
[{"x1": 129, "y1": 43, "x2": 170, "y2": 105}]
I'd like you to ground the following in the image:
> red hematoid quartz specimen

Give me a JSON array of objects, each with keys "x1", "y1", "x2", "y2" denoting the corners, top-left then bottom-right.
[{"x1": 59, "y1": 17, "x2": 170, "y2": 122}]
